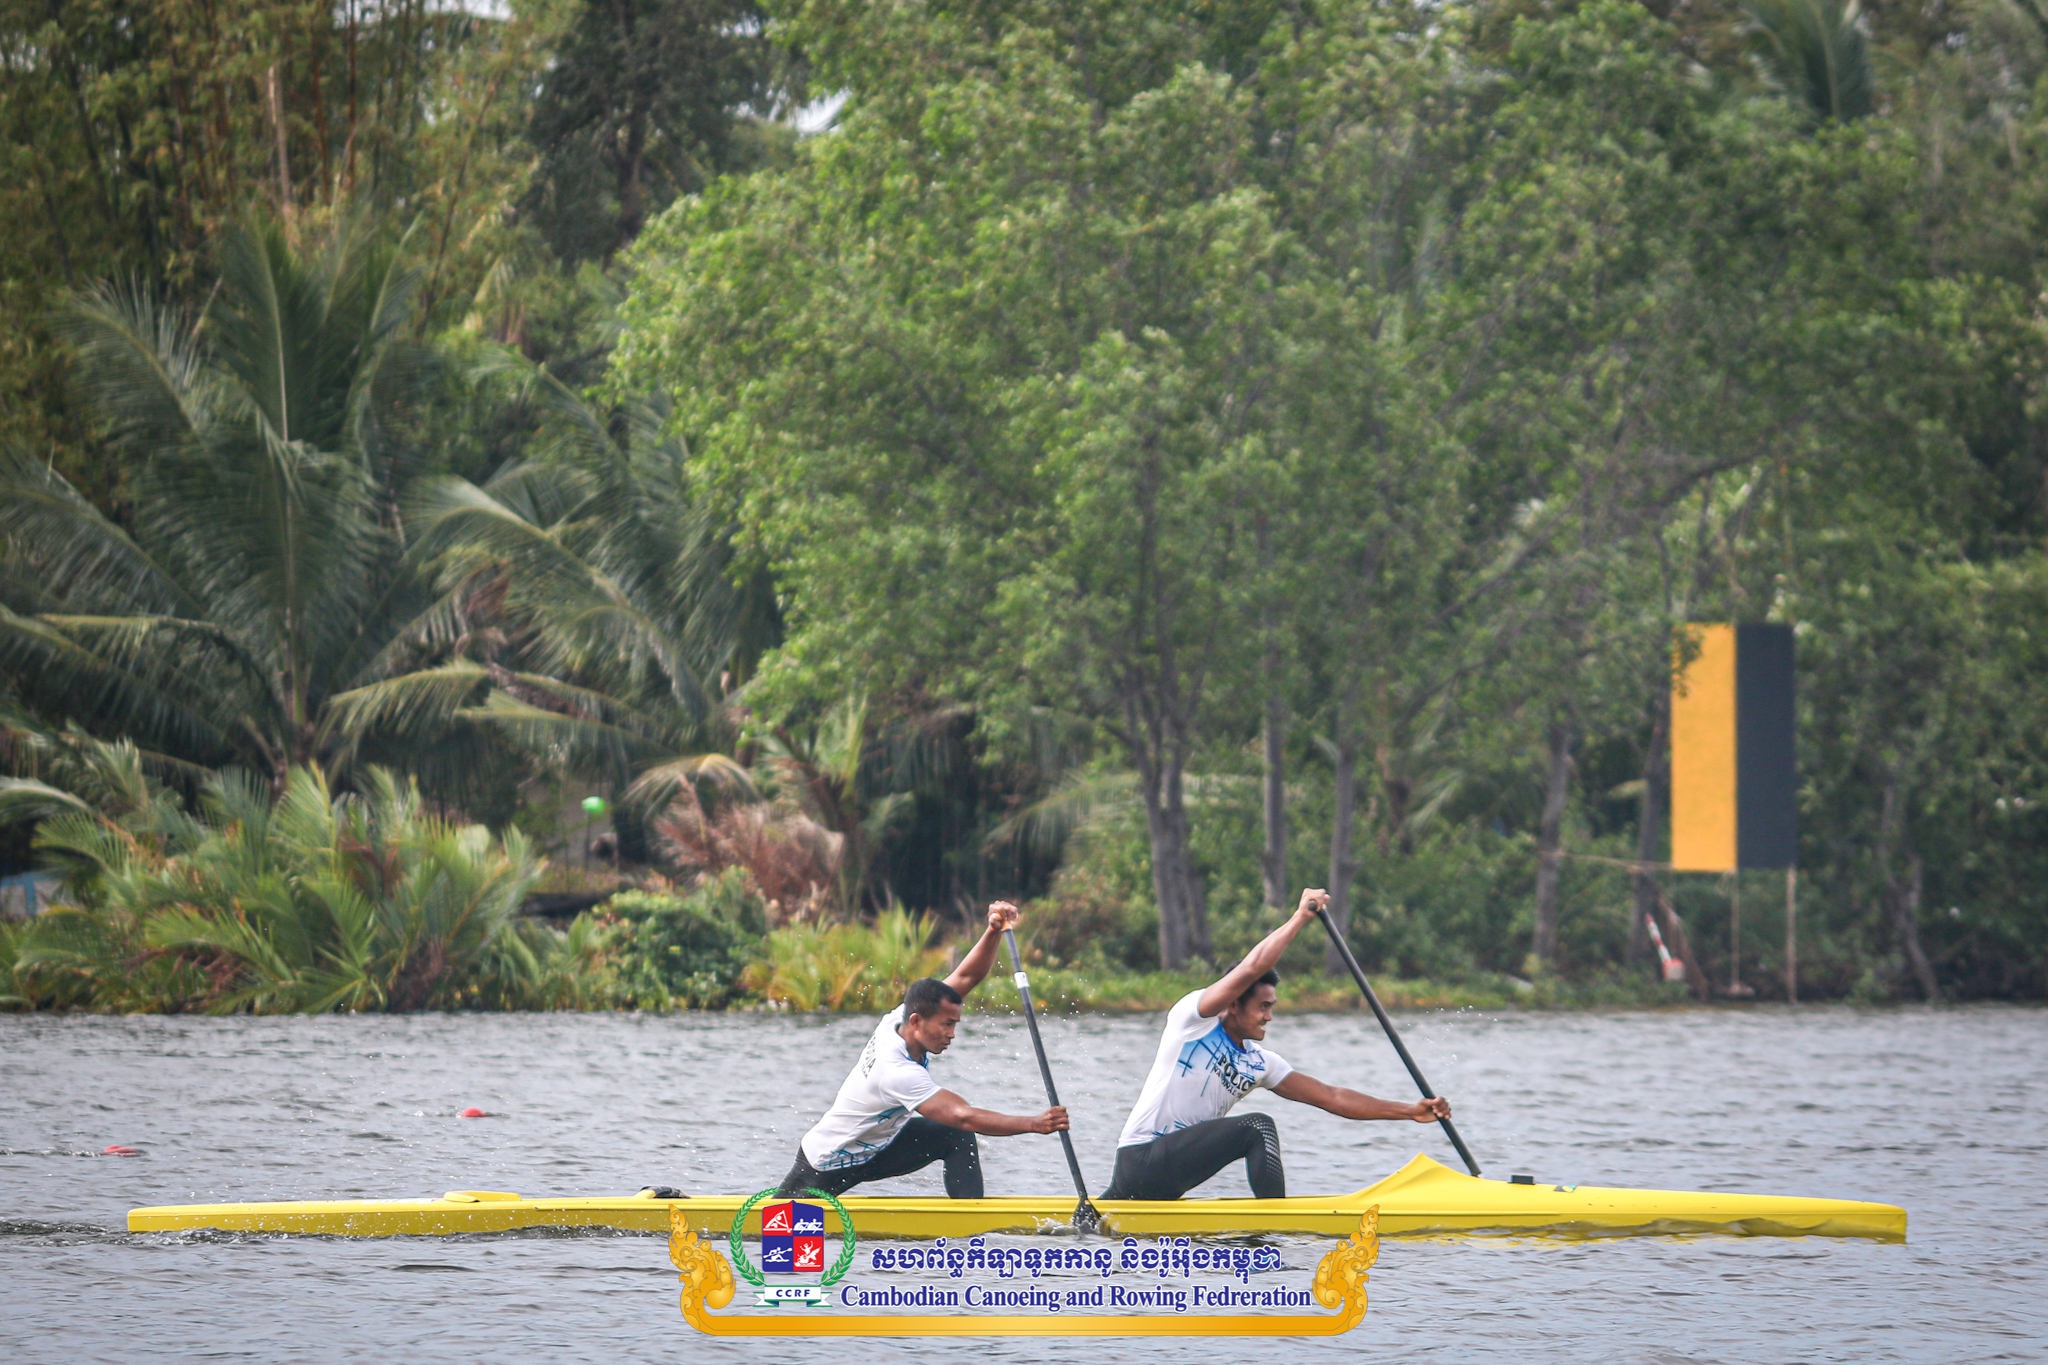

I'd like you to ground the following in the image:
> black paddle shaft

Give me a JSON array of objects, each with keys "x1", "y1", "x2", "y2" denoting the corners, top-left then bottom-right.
[
  {"x1": 1001, "y1": 929, "x2": 1101, "y2": 1229},
  {"x1": 1312, "y1": 907, "x2": 1482, "y2": 1176}
]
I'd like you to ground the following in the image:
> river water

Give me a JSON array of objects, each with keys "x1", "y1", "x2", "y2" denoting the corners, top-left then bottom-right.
[{"x1": 1, "y1": 1003, "x2": 2041, "y2": 1362}]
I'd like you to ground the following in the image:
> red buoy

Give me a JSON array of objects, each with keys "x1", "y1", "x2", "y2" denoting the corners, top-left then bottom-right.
[
  {"x1": 459, "y1": 1107, "x2": 487, "y2": 1119},
  {"x1": 103, "y1": 1145, "x2": 139, "y2": 1156}
]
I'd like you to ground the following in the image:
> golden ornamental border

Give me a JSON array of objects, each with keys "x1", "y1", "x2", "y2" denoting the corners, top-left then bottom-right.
[{"x1": 668, "y1": 1203, "x2": 1378, "y2": 1337}]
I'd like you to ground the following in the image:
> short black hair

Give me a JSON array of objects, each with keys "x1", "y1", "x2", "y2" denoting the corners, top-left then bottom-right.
[
  {"x1": 904, "y1": 977, "x2": 964, "y2": 1020},
  {"x1": 1236, "y1": 969, "x2": 1280, "y2": 1005}
]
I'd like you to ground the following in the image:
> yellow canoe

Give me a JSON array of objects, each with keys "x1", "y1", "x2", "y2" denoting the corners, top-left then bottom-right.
[{"x1": 127, "y1": 1153, "x2": 1903, "y2": 1241}]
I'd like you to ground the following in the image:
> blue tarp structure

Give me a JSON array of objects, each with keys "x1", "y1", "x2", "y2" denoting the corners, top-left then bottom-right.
[{"x1": 0, "y1": 872, "x2": 62, "y2": 918}]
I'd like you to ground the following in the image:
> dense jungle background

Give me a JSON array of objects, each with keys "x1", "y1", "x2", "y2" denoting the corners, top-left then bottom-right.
[{"x1": 4, "y1": 0, "x2": 2046, "y2": 1013}]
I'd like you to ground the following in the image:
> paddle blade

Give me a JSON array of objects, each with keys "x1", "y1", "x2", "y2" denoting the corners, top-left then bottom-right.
[{"x1": 1073, "y1": 1197, "x2": 1103, "y2": 1234}]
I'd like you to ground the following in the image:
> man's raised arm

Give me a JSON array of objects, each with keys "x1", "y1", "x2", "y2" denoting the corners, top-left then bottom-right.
[
  {"x1": 944, "y1": 901, "x2": 1020, "y2": 997},
  {"x1": 1196, "y1": 888, "x2": 1329, "y2": 1017}
]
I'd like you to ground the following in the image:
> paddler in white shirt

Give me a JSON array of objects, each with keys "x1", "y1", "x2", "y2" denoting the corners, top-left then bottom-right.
[
  {"x1": 1101, "y1": 887, "x2": 1451, "y2": 1201},
  {"x1": 775, "y1": 901, "x2": 1069, "y2": 1198}
]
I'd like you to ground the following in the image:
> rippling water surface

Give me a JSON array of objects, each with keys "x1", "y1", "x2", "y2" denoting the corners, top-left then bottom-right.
[{"x1": 2, "y1": 1003, "x2": 2042, "y2": 1363}]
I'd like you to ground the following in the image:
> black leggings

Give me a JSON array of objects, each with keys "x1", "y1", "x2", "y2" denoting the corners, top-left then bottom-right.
[
  {"x1": 1100, "y1": 1113, "x2": 1285, "y2": 1201},
  {"x1": 776, "y1": 1117, "x2": 984, "y2": 1199}
]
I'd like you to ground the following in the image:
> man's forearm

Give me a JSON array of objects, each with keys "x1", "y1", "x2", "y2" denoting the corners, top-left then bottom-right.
[
  {"x1": 922, "y1": 1095, "x2": 1039, "y2": 1135},
  {"x1": 919, "y1": 1088, "x2": 1062, "y2": 1135},
  {"x1": 952, "y1": 1106, "x2": 1040, "y2": 1137},
  {"x1": 1324, "y1": 1088, "x2": 1426, "y2": 1121}
]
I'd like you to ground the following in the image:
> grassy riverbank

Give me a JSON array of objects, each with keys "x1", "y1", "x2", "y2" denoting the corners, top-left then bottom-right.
[
  {"x1": 1, "y1": 896, "x2": 1691, "y2": 1017},
  {"x1": 968, "y1": 964, "x2": 1697, "y2": 1014},
  {"x1": 0, "y1": 762, "x2": 1722, "y2": 1018},
  {"x1": 528, "y1": 894, "x2": 1704, "y2": 1017}
]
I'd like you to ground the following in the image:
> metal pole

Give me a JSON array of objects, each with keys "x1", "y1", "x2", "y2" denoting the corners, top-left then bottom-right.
[
  {"x1": 1785, "y1": 866, "x2": 1798, "y2": 1005},
  {"x1": 1726, "y1": 873, "x2": 1753, "y2": 997},
  {"x1": 1730, "y1": 875, "x2": 1739, "y2": 992}
]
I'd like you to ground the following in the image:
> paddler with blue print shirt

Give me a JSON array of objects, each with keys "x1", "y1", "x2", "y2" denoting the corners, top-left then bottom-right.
[
  {"x1": 1101, "y1": 887, "x2": 1451, "y2": 1201},
  {"x1": 775, "y1": 900, "x2": 1068, "y2": 1199}
]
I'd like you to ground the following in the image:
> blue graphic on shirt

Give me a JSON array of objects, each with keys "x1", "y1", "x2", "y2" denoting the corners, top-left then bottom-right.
[
  {"x1": 1155, "y1": 1024, "x2": 1269, "y2": 1134},
  {"x1": 816, "y1": 1105, "x2": 908, "y2": 1170}
]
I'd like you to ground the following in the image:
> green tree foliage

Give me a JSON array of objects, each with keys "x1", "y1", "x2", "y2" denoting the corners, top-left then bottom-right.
[
  {"x1": 0, "y1": 212, "x2": 495, "y2": 790},
  {"x1": 737, "y1": 905, "x2": 952, "y2": 1010},
  {"x1": 394, "y1": 360, "x2": 778, "y2": 843},
  {"x1": 0, "y1": 0, "x2": 568, "y2": 481},
  {"x1": 0, "y1": 0, "x2": 800, "y2": 496},
  {"x1": 1742, "y1": 0, "x2": 1875, "y2": 122},
  {"x1": 615, "y1": 0, "x2": 2048, "y2": 996},
  {"x1": 619, "y1": 0, "x2": 1450, "y2": 966},
  {"x1": 524, "y1": 0, "x2": 796, "y2": 264},
  {"x1": 587, "y1": 871, "x2": 767, "y2": 1006},
  {"x1": 9, "y1": 0, "x2": 2048, "y2": 1006},
  {"x1": 2, "y1": 761, "x2": 543, "y2": 1012}
]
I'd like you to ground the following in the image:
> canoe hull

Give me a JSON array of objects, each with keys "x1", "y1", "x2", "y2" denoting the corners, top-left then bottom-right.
[{"x1": 126, "y1": 1153, "x2": 1905, "y2": 1242}]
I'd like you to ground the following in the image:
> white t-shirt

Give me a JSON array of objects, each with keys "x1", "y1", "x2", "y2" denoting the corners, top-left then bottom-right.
[
  {"x1": 1116, "y1": 990, "x2": 1294, "y2": 1148},
  {"x1": 798, "y1": 1005, "x2": 943, "y2": 1170}
]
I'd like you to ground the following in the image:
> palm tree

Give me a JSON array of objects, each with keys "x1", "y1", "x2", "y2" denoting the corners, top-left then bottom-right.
[
  {"x1": 0, "y1": 211, "x2": 486, "y2": 792},
  {"x1": 757, "y1": 694, "x2": 971, "y2": 913},
  {"x1": 7, "y1": 760, "x2": 543, "y2": 1013},
  {"x1": 386, "y1": 360, "x2": 779, "y2": 848},
  {"x1": 1743, "y1": 0, "x2": 1875, "y2": 122}
]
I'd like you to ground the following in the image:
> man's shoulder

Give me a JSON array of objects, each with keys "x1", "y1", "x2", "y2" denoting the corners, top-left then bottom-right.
[
  {"x1": 875, "y1": 1007, "x2": 922, "y2": 1061},
  {"x1": 854, "y1": 1005, "x2": 907, "y2": 1076}
]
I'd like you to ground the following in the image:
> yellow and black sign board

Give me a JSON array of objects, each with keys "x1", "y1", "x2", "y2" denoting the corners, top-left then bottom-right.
[{"x1": 1670, "y1": 623, "x2": 1796, "y2": 871}]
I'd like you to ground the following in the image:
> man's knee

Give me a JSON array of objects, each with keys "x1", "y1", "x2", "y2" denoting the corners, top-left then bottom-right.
[
  {"x1": 1233, "y1": 1112, "x2": 1277, "y2": 1150},
  {"x1": 933, "y1": 1129, "x2": 978, "y2": 1162}
]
